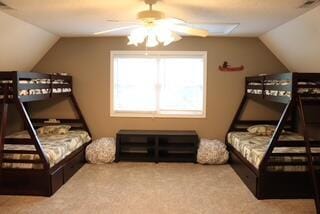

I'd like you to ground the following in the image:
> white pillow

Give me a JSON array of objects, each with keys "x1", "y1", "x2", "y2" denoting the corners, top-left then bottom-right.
[
  {"x1": 247, "y1": 124, "x2": 277, "y2": 136},
  {"x1": 37, "y1": 125, "x2": 71, "y2": 135}
]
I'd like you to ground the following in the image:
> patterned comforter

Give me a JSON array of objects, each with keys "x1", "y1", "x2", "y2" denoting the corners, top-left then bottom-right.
[
  {"x1": 3, "y1": 130, "x2": 91, "y2": 169},
  {"x1": 228, "y1": 132, "x2": 320, "y2": 172}
]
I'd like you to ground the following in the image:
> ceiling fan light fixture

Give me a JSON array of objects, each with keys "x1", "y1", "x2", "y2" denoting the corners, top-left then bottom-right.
[
  {"x1": 163, "y1": 37, "x2": 174, "y2": 46},
  {"x1": 172, "y1": 32, "x2": 182, "y2": 42},
  {"x1": 162, "y1": 32, "x2": 182, "y2": 46},
  {"x1": 129, "y1": 28, "x2": 146, "y2": 44},
  {"x1": 155, "y1": 27, "x2": 172, "y2": 43},
  {"x1": 146, "y1": 31, "x2": 159, "y2": 47},
  {"x1": 127, "y1": 26, "x2": 180, "y2": 48},
  {"x1": 127, "y1": 36, "x2": 138, "y2": 46}
]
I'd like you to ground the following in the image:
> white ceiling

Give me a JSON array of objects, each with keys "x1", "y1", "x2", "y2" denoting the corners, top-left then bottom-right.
[{"x1": 1, "y1": 0, "x2": 319, "y2": 37}]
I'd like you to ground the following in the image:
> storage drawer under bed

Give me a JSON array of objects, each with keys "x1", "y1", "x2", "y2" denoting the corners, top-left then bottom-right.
[
  {"x1": 229, "y1": 151, "x2": 258, "y2": 196},
  {"x1": 49, "y1": 147, "x2": 86, "y2": 194},
  {"x1": 0, "y1": 170, "x2": 51, "y2": 196},
  {"x1": 50, "y1": 167, "x2": 64, "y2": 194},
  {"x1": 63, "y1": 148, "x2": 86, "y2": 182}
]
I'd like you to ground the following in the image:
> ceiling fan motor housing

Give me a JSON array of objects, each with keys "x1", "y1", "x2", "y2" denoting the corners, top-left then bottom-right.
[
  {"x1": 144, "y1": 0, "x2": 159, "y2": 5},
  {"x1": 137, "y1": 10, "x2": 165, "y2": 21}
]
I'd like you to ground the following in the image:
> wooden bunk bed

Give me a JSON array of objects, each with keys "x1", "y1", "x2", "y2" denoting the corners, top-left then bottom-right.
[
  {"x1": 226, "y1": 72, "x2": 320, "y2": 213},
  {"x1": 0, "y1": 71, "x2": 91, "y2": 196}
]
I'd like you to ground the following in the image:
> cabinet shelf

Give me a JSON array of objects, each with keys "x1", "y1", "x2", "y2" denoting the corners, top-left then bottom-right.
[
  {"x1": 158, "y1": 143, "x2": 195, "y2": 151},
  {"x1": 116, "y1": 130, "x2": 199, "y2": 163},
  {"x1": 119, "y1": 153, "x2": 154, "y2": 162},
  {"x1": 120, "y1": 143, "x2": 154, "y2": 150}
]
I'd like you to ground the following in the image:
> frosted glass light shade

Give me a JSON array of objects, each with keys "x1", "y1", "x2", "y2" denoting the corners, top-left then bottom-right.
[{"x1": 127, "y1": 25, "x2": 180, "y2": 47}]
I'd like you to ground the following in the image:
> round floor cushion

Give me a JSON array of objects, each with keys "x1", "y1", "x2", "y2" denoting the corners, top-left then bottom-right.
[
  {"x1": 197, "y1": 139, "x2": 229, "y2": 165},
  {"x1": 86, "y1": 138, "x2": 116, "y2": 164}
]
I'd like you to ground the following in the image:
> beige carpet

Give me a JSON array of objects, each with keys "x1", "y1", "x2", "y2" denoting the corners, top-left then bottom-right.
[{"x1": 0, "y1": 163, "x2": 315, "y2": 214}]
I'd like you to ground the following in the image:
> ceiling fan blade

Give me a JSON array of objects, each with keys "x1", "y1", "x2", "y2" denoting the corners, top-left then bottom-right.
[
  {"x1": 94, "y1": 25, "x2": 139, "y2": 35},
  {"x1": 105, "y1": 20, "x2": 137, "y2": 23},
  {"x1": 171, "y1": 25, "x2": 208, "y2": 37},
  {"x1": 157, "y1": 17, "x2": 185, "y2": 25}
]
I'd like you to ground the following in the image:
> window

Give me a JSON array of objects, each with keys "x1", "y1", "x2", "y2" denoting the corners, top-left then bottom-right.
[{"x1": 110, "y1": 51, "x2": 207, "y2": 118}]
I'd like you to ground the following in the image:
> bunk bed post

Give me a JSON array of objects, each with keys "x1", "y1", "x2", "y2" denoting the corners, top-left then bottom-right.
[
  {"x1": 15, "y1": 99, "x2": 50, "y2": 169},
  {"x1": 259, "y1": 100, "x2": 293, "y2": 170},
  {"x1": 290, "y1": 103, "x2": 297, "y2": 132},
  {"x1": 290, "y1": 74, "x2": 298, "y2": 132},
  {"x1": 70, "y1": 94, "x2": 91, "y2": 136},
  {"x1": 226, "y1": 94, "x2": 247, "y2": 138},
  {"x1": 227, "y1": 77, "x2": 250, "y2": 134},
  {"x1": 298, "y1": 96, "x2": 320, "y2": 213},
  {"x1": 0, "y1": 84, "x2": 9, "y2": 169}
]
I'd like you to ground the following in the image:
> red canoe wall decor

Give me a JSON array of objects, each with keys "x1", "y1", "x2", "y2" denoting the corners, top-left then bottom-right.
[{"x1": 219, "y1": 61, "x2": 244, "y2": 72}]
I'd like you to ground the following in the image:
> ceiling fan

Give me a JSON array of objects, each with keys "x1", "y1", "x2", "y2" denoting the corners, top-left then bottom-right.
[{"x1": 94, "y1": 0, "x2": 209, "y2": 47}]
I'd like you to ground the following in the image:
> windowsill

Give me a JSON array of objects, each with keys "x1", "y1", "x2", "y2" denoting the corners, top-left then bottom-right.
[{"x1": 110, "y1": 112, "x2": 206, "y2": 119}]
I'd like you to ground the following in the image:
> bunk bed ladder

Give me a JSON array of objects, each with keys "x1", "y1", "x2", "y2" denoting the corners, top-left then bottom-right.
[
  {"x1": 298, "y1": 96, "x2": 320, "y2": 213},
  {"x1": 15, "y1": 99, "x2": 50, "y2": 169}
]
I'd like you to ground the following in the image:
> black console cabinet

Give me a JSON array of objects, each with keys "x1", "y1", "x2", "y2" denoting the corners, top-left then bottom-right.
[{"x1": 116, "y1": 130, "x2": 199, "y2": 163}]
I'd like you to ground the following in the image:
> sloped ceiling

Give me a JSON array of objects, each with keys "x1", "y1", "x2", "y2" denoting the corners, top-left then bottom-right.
[
  {"x1": 260, "y1": 6, "x2": 320, "y2": 73},
  {"x1": 0, "y1": 0, "x2": 319, "y2": 37},
  {"x1": 0, "y1": 11, "x2": 59, "y2": 71}
]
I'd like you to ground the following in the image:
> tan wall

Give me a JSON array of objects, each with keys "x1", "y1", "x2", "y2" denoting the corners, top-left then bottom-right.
[
  {"x1": 260, "y1": 6, "x2": 320, "y2": 73},
  {"x1": 32, "y1": 37, "x2": 287, "y2": 140},
  {"x1": 0, "y1": 11, "x2": 58, "y2": 134},
  {"x1": 0, "y1": 11, "x2": 58, "y2": 71}
]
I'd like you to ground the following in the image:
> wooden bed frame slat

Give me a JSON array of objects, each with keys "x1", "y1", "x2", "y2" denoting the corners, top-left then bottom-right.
[
  {"x1": 264, "y1": 85, "x2": 292, "y2": 91},
  {"x1": 4, "y1": 150, "x2": 38, "y2": 154},
  {"x1": 51, "y1": 92, "x2": 72, "y2": 98},
  {"x1": 52, "y1": 84, "x2": 71, "y2": 88},
  {"x1": 276, "y1": 141, "x2": 320, "y2": 147},
  {"x1": 20, "y1": 94, "x2": 51, "y2": 102},
  {"x1": 270, "y1": 153, "x2": 320, "y2": 157},
  {"x1": 18, "y1": 84, "x2": 51, "y2": 90},
  {"x1": 3, "y1": 158, "x2": 43, "y2": 164},
  {"x1": 17, "y1": 72, "x2": 51, "y2": 79},
  {"x1": 266, "y1": 161, "x2": 320, "y2": 166},
  {"x1": 5, "y1": 138, "x2": 34, "y2": 145}
]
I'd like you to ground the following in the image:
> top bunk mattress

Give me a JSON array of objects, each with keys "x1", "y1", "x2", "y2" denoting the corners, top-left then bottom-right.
[
  {"x1": 227, "y1": 132, "x2": 320, "y2": 172},
  {"x1": 3, "y1": 130, "x2": 91, "y2": 169}
]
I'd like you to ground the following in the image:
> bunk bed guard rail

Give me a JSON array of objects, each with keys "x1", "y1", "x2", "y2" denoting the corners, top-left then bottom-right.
[{"x1": 0, "y1": 71, "x2": 72, "y2": 103}]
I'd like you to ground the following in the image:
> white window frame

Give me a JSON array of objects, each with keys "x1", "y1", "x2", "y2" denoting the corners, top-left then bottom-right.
[{"x1": 110, "y1": 51, "x2": 207, "y2": 118}]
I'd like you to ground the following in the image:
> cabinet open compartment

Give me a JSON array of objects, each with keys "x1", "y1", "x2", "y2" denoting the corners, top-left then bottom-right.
[{"x1": 116, "y1": 130, "x2": 199, "y2": 163}]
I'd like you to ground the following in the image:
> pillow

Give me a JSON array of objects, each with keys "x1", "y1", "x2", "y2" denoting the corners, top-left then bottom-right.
[
  {"x1": 37, "y1": 125, "x2": 71, "y2": 135},
  {"x1": 247, "y1": 124, "x2": 276, "y2": 136}
]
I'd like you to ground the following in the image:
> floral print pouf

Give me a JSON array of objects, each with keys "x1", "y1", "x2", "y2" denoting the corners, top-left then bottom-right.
[
  {"x1": 197, "y1": 139, "x2": 229, "y2": 165},
  {"x1": 85, "y1": 138, "x2": 116, "y2": 164}
]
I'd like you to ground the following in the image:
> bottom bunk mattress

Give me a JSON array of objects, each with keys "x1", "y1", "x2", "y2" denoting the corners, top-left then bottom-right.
[
  {"x1": 227, "y1": 132, "x2": 320, "y2": 172},
  {"x1": 3, "y1": 130, "x2": 91, "y2": 169}
]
